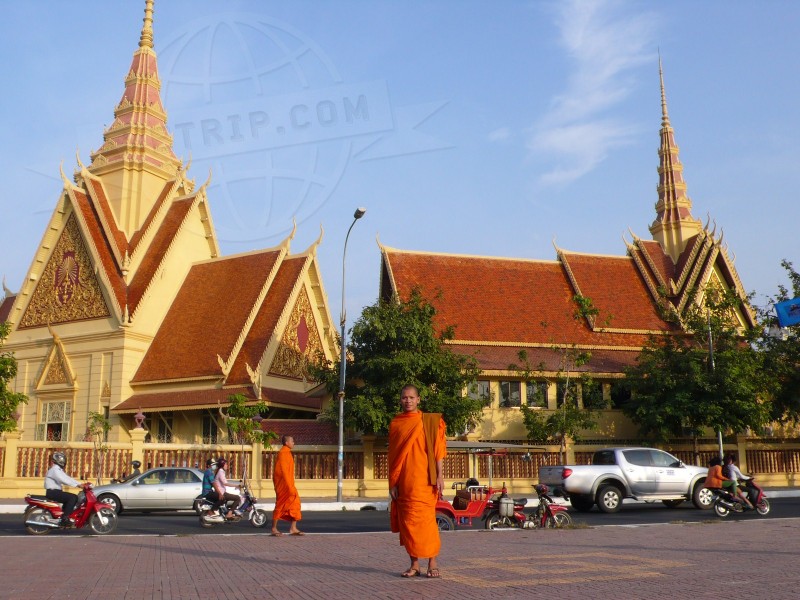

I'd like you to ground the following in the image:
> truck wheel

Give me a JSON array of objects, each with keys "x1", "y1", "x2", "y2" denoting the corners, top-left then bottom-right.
[
  {"x1": 692, "y1": 484, "x2": 713, "y2": 510},
  {"x1": 569, "y1": 494, "x2": 594, "y2": 512},
  {"x1": 596, "y1": 485, "x2": 623, "y2": 513}
]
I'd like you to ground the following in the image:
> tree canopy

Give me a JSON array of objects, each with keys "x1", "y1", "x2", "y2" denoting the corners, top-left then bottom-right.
[
  {"x1": 758, "y1": 260, "x2": 800, "y2": 423},
  {"x1": 622, "y1": 286, "x2": 769, "y2": 443},
  {"x1": 312, "y1": 289, "x2": 482, "y2": 436},
  {"x1": 0, "y1": 322, "x2": 27, "y2": 433}
]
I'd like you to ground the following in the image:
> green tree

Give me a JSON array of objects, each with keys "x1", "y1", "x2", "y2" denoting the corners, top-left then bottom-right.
[
  {"x1": 758, "y1": 260, "x2": 800, "y2": 423},
  {"x1": 86, "y1": 411, "x2": 111, "y2": 484},
  {"x1": 623, "y1": 286, "x2": 769, "y2": 459},
  {"x1": 220, "y1": 394, "x2": 278, "y2": 479},
  {"x1": 0, "y1": 322, "x2": 27, "y2": 433},
  {"x1": 312, "y1": 289, "x2": 482, "y2": 436},
  {"x1": 514, "y1": 295, "x2": 599, "y2": 461}
]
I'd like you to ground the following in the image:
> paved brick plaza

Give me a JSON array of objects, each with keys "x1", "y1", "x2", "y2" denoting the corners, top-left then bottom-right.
[{"x1": 1, "y1": 519, "x2": 798, "y2": 599}]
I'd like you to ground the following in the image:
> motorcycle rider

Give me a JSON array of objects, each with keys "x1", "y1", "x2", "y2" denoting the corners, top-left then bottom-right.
[
  {"x1": 723, "y1": 453, "x2": 755, "y2": 509},
  {"x1": 44, "y1": 452, "x2": 85, "y2": 528},
  {"x1": 130, "y1": 460, "x2": 142, "y2": 478},
  {"x1": 201, "y1": 458, "x2": 220, "y2": 516},
  {"x1": 214, "y1": 458, "x2": 241, "y2": 519}
]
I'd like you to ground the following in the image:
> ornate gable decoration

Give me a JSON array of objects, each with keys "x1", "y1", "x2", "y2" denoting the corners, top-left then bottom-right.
[
  {"x1": 19, "y1": 215, "x2": 111, "y2": 329},
  {"x1": 36, "y1": 333, "x2": 77, "y2": 391},
  {"x1": 269, "y1": 286, "x2": 324, "y2": 380}
]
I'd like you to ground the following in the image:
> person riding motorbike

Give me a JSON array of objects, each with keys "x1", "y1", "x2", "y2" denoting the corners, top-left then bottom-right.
[
  {"x1": 704, "y1": 456, "x2": 746, "y2": 508},
  {"x1": 201, "y1": 458, "x2": 220, "y2": 516},
  {"x1": 44, "y1": 452, "x2": 87, "y2": 528},
  {"x1": 214, "y1": 458, "x2": 241, "y2": 519},
  {"x1": 723, "y1": 453, "x2": 755, "y2": 509}
]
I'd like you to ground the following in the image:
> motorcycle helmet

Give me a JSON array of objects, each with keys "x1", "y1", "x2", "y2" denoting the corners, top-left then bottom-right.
[
  {"x1": 132, "y1": 460, "x2": 141, "y2": 468},
  {"x1": 206, "y1": 458, "x2": 217, "y2": 468},
  {"x1": 52, "y1": 452, "x2": 66, "y2": 467},
  {"x1": 535, "y1": 483, "x2": 549, "y2": 495}
]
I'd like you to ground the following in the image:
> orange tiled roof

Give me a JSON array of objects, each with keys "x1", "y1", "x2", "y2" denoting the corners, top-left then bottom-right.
[
  {"x1": 112, "y1": 386, "x2": 320, "y2": 413},
  {"x1": 0, "y1": 295, "x2": 14, "y2": 322},
  {"x1": 127, "y1": 197, "x2": 195, "y2": 312},
  {"x1": 382, "y1": 249, "x2": 673, "y2": 350},
  {"x1": 132, "y1": 250, "x2": 283, "y2": 383},
  {"x1": 227, "y1": 256, "x2": 307, "y2": 385},
  {"x1": 262, "y1": 420, "x2": 337, "y2": 445},
  {"x1": 129, "y1": 180, "x2": 175, "y2": 252},
  {"x1": 448, "y1": 344, "x2": 641, "y2": 373}
]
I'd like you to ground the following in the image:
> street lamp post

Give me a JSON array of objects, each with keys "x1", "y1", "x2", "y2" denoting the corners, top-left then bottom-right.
[{"x1": 337, "y1": 207, "x2": 366, "y2": 503}]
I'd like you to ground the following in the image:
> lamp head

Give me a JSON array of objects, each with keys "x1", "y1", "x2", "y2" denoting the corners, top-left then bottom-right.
[{"x1": 354, "y1": 207, "x2": 366, "y2": 219}]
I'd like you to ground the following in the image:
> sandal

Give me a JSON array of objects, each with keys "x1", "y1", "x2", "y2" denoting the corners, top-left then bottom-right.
[
  {"x1": 426, "y1": 568, "x2": 441, "y2": 579},
  {"x1": 401, "y1": 568, "x2": 421, "y2": 578}
]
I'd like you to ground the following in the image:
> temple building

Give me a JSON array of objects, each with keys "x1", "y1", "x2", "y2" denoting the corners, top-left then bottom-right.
[
  {"x1": 379, "y1": 62, "x2": 755, "y2": 442},
  {"x1": 0, "y1": 1, "x2": 339, "y2": 444}
]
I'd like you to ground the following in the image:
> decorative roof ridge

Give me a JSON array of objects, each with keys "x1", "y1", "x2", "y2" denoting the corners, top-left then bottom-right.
[
  {"x1": 296, "y1": 224, "x2": 324, "y2": 257},
  {"x1": 64, "y1": 188, "x2": 126, "y2": 321},
  {"x1": 555, "y1": 250, "x2": 595, "y2": 330},
  {"x1": 191, "y1": 245, "x2": 285, "y2": 268},
  {"x1": 675, "y1": 235, "x2": 715, "y2": 313},
  {"x1": 633, "y1": 236, "x2": 669, "y2": 290},
  {"x1": 556, "y1": 248, "x2": 632, "y2": 261},
  {"x1": 80, "y1": 171, "x2": 129, "y2": 267},
  {"x1": 128, "y1": 192, "x2": 205, "y2": 321},
  {"x1": 217, "y1": 246, "x2": 290, "y2": 380},
  {"x1": 128, "y1": 177, "x2": 184, "y2": 258},
  {"x1": 673, "y1": 232, "x2": 707, "y2": 293},
  {"x1": 446, "y1": 339, "x2": 646, "y2": 352},
  {"x1": 130, "y1": 374, "x2": 223, "y2": 386},
  {"x1": 379, "y1": 243, "x2": 562, "y2": 265},
  {"x1": 378, "y1": 237, "x2": 398, "y2": 300},
  {"x1": 714, "y1": 242, "x2": 756, "y2": 326},
  {"x1": 627, "y1": 242, "x2": 667, "y2": 304}
]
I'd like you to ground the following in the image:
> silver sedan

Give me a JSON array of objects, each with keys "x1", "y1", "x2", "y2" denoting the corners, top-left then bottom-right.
[{"x1": 93, "y1": 467, "x2": 205, "y2": 514}]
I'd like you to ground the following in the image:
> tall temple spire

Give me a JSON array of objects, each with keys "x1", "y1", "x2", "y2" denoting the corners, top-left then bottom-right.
[
  {"x1": 139, "y1": 0, "x2": 154, "y2": 49},
  {"x1": 87, "y1": 0, "x2": 182, "y2": 236},
  {"x1": 649, "y1": 57, "x2": 702, "y2": 262}
]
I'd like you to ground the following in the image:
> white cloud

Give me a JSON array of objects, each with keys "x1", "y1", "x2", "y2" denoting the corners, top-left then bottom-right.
[
  {"x1": 488, "y1": 127, "x2": 511, "y2": 142},
  {"x1": 529, "y1": 0, "x2": 657, "y2": 188}
]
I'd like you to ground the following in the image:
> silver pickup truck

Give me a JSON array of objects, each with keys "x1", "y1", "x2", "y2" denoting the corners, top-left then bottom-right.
[{"x1": 539, "y1": 447, "x2": 711, "y2": 513}]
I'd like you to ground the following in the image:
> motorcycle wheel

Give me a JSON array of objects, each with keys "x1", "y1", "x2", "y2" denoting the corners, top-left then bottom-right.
[
  {"x1": 485, "y1": 512, "x2": 516, "y2": 530},
  {"x1": 89, "y1": 507, "x2": 118, "y2": 535},
  {"x1": 713, "y1": 502, "x2": 730, "y2": 518},
  {"x1": 24, "y1": 507, "x2": 52, "y2": 535},
  {"x1": 756, "y1": 498, "x2": 770, "y2": 516},
  {"x1": 544, "y1": 511, "x2": 573, "y2": 529},
  {"x1": 250, "y1": 508, "x2": 269, "y2": 528}
]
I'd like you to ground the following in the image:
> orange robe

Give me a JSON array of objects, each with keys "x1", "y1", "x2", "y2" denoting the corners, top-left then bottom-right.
[
  {"x1": 272, "y1": 446, "x2": 302, "y2": 522},
  {"x1": 389, "y1": 411, "x2": 446, "y2": 558}
]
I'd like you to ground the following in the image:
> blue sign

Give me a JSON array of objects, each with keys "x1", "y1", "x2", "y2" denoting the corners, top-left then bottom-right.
[{"x1": 775, "y1": 297, "x2": 800, "y2": 328}]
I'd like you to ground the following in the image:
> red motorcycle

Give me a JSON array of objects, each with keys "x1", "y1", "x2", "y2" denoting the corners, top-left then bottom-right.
[
  {"x1": 485, "y1": 483, "x2": 573, "y2": 529},
  {"x1": 23, "y1": 483, "x2": 118, "y2": 535}
]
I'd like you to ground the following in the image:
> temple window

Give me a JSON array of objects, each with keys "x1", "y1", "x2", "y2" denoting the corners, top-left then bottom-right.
[
  {"x1": 35, "y1": 400, "x2": 71, "y2": 442},
  {"x1": 499, "y1": 381, "x2": 521, "y2": 408},
  {"x1": 525, "y1": 380, "x2": 548, "y2": 408}
]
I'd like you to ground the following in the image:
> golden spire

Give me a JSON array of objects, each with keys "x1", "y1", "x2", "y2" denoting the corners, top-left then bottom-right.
[
  {"x1": 649, "y1": 57, "x2": 702, "y2": 262},
  {"x1": 139, "y1": 0, "x2": 154, "y2": 49},
  {"x1": 659, "y1": 52, "x2": 669, "y2": 127}
]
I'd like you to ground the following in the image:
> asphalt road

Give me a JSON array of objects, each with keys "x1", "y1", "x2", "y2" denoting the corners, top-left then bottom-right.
[{"x1": 4, "y1": 497, "x2": 800, "y2": 536}]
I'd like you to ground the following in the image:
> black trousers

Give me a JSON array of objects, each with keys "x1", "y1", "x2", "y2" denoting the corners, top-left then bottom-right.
[{"x1": 45, "y1": 489, "x2": 78, "y2": 519}]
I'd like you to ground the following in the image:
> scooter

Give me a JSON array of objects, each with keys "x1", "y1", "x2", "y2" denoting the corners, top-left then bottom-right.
[
  {"x1": 485, "y1": 482, "x2": 573, "y2": 529},
  {"x1": 196, "y1": 479, "x2": 269, "y2": 528},
  {"x1": 712, "y1": 478, "x2": 770, "y2": 518},
  {"x1": 23, "y1": 483, "x2": 118, "y2": 535}
]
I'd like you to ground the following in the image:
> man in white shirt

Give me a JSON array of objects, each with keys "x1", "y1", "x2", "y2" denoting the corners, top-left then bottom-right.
[{"x1": 44, "y1": 452, "x2": 83, "y2": 527}]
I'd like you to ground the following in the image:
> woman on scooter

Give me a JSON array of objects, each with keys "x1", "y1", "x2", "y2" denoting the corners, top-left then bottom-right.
[{"x1": 214, "y1": 458, "x2": 241, "y2": 519}]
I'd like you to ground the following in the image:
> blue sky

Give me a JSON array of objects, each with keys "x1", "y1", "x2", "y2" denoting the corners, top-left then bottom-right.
[{"x1": 1, "y1": 0, "x2": 798, "y2": 324}]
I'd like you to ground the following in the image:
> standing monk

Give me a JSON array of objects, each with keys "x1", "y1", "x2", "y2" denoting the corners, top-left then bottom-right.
[
  {"x1": 389, "y1": 384, "x2": 447, "y2": 578},
  {"x1": 271, "y1": 435, "x2": 304, "y2": 536}
]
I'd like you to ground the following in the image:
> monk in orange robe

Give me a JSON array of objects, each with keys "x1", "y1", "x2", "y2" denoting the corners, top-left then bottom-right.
[
  {"x1": 389, "y1": 384, "x2": 447, "y2": 578},
  {"x1": 271, "y1": 435, "x2": 303, "y2": 536}
]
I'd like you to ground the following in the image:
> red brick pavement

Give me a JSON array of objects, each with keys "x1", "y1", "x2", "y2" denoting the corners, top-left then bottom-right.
[{"x1": 1, "y1": 519, "x2": 798, "y2": 599}]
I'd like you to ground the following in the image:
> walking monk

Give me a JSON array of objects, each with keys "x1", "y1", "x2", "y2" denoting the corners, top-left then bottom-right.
[
  {"x1": 271, "y1": 435, "x2": 304, "y2": 536},
  {"x1": 389, "y1": 384, "x2": 447, "y2": 578}
]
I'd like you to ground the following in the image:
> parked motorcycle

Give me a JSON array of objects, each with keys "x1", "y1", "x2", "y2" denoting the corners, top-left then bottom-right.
[
  {"x1": 485, "y1": 483, "x2": 573, "y2": 529},
  {"x1": 23, "y1": 483, "x2": 118, "y2": 535},
  {"x1": 711, "y1": 478, "x2": 770, "y2": 518},
  {"x1": 196, "y1": 479, "x2": 269, "y2": 528}
]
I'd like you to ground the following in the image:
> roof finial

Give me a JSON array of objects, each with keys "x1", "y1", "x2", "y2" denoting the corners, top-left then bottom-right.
[
  {"x1": 659, "y1": 51, "x2": 669, "y2": 127},
  {"x1": 139, "y1": 0, "x2": 154, "y2": 49}
]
